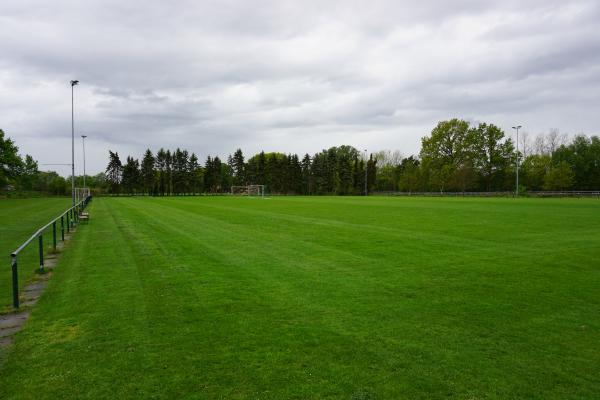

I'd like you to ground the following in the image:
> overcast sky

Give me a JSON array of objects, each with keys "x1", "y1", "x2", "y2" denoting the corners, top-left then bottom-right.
[{"x1": 1, "y1": 0, "x2": 599, "y2": 175}]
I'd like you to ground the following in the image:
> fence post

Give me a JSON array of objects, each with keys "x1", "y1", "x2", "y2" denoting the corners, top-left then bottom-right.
[
  {"x1": 39, "y1": 235, "x2": 44, "y2": 272},
  {"x1": 67, "y1": 212, "x2": 70, "y2": 233},
  {"x1": 53, "y1": 221, "x2": 57, "y2": 250},
  {"x1": 61, "y1": 215, "x2": 65, "y2": 241},
  {"x1": 11, "y1": 255, "x2": 19, "y2": 309}
]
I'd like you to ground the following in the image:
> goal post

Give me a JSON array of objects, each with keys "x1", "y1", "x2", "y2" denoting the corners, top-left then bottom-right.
[
  {"x1": 230, "y1": 185, "x2": 265, "y2": 197},
  {"x1": 248, "y1": 185, "x2": 265, "y2": 197},
  {"x1": 74, "y1": 187, "x2": 91, "y2": 203}
]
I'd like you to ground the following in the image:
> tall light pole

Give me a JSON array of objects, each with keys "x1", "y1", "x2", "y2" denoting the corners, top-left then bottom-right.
[
  {"x1": 364, "y1": 149, "x2": 368, "y2": 196},
  {"x1": 70, "y1": 80, "x2": 79, "y2": 206},
  {"x1": 512, "y1": 125, "x2": 522, "y2": 196},
  {"x1": 81, "y1": 135, "x2": 87, "y2": 189}
]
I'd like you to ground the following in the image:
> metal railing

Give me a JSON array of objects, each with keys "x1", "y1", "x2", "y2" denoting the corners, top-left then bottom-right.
[
  {"x1": 9, "y1": 195, "x2": 92, "y2": 309},
  {"x1": 373, "y1": 191, "x2": 600, "y2": 198},
  {"x1": 373, "y1": 191, "x2": 514, "y2": 197},
  {"x1": 528, "y1": 191, "x2": 600, "y2": 197}
]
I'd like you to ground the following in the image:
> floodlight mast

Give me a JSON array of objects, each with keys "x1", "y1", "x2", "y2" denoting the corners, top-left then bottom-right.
[
  {"x1": 71, "y1": 80, "x2": 79, "y2": 206},
  {"x1": 512, "y1": 125, "x2": 522, "y2": 196},
  {"x1": 81, "y1": 135, "x2": 87, "y2": 189},
  {"x1": 364, "y1": 149, "x2": 368, "y2": 196}
]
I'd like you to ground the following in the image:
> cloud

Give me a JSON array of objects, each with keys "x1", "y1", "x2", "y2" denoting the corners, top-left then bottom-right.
[{"x1": 1, "y1": 0, "x2": 599, "y2": 175}]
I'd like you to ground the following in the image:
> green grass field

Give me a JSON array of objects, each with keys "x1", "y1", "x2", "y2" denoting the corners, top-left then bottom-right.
[
  {"x1": 1, "y1": 196, "x2": 599, "y2": 399},
  {"x1": 0, "y1": 198, "x2": 71, "y2": 309}
]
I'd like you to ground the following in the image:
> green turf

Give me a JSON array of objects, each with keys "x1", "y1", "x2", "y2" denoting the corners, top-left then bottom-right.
[
  {"x1": 0, "y1": 197, "x2": 71, "y2": 309},
  {"x1": 1, "y1": 196, "x2": 599, "y2": 399}
]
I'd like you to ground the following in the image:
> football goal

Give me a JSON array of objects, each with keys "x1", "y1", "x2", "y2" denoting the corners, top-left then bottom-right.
[
  {"x1": 231, "y1": 185, "x2": 265, "y2": 197},
  {"x1": 74, "y1": 187, "x2": 91, "y2": 203}
]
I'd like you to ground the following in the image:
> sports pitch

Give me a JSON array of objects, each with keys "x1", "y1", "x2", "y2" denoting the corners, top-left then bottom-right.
[{"x1": 1, "y1": 196, "x2": 599, "y2": 399}]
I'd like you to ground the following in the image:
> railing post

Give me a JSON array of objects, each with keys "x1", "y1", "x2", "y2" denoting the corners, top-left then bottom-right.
[
  {"x1": 53, "y1": 221, "x2": 57, "y2": 250},
  {"x1": 61, "y1": 215, "x2": 65, "y2": 241},
  {"x1": 67, "y1": 212, "x2": 70, "y2": 233},
  {"x1": 11, "y1": 255, "x2": 19, "y2": 309},
  {"x1": 39, "y1": 234, "x2": 44, "y2": 272}
]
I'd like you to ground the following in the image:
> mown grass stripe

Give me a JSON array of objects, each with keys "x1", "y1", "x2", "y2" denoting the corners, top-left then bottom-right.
[{"x1": 0, "y1": 196, "x2": 598, "y2": 399}]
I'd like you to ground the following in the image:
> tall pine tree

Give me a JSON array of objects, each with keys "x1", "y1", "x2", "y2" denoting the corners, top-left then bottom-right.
[
  {"x1": 141, "y1": 149, "x2": 155, "y2": 195},
  {"x1": 105, "y1": 150, "x2": 123, "y2": 194}
]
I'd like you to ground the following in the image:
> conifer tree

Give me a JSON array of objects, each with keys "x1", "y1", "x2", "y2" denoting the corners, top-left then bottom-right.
[
  {"x1": 122, "y1": 156, "x2": 141, "y2": 195},
  {"x1": 301, "y1": 154, "x2": 312, "y2": 195},
  {"x1": 231, "y1": 149, "x2": 246, "y2": 185},
  {"x1": 141, "y1": 149, "x2": 155, "y2": 195},
  {"x1": 188, "y1": 153, "x2": 201, "y2": 194},
  {"x1": 155, "y1": 149, "x2": 167, "y2": 195},
  {"x1": 105, "y1": 150, "x2": 123, "y2": 194},
  {"x1": 165, "y1": 150, "x2": 173, "y2": 195}
]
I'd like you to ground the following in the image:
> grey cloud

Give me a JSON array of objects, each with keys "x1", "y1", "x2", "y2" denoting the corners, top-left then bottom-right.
[{"x1": 1, "y1": 0, "x2": 599, "y2": 175}]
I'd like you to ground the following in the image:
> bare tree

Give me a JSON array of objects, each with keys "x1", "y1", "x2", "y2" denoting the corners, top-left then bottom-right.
[
  {"x1": 547, "y1": 128, "x2": 568, "y2": 154},
  {"x1": 373, "y1": 150, "x2": 403, "y2": 167},
  {"x1": 534, "y1": 134, "x2": 548, "y2": 155},
  {"x1": 519, "y1": 131, "x2": 531, "y2": 158}
]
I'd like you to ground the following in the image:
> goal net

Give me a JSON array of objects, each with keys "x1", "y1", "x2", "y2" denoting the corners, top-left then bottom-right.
[
  {"x1": 230, "y1": 185, "x2": 265, "y2": 197},
  {"x1": 74, "y1": 187, "x2": 91, "y2": 203}
]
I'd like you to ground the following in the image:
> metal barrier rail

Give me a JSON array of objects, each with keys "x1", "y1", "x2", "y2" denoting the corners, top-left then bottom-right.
[
  {"x1": 9, "y1": 195, "x2": 92, "y2": 309},
  {"x1": 373, "y1": 191, "x2": 514, "y2": 197},
  {"x1": 374, "y1": 191, "x2": 600, "y2": 197},
  {"x1": 529, "y1": 191, "x2": 600, "y2": 197}
]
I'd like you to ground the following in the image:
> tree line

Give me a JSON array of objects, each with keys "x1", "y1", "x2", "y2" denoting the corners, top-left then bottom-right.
[
  {"x1": 1, "y1": 128, "x2": 109, "y2": 196},
  {"x1": 104, "y1": 119, "x2": 599, "y2": 195},
  {"x1": 2, "y1": 120, "x2": 599, "y2": 197},
  {"x1": 410, "y1": 120, "x2": 599, "y2": 192},
  {"x1": 105, "y1": 145, "x2": 377, "y2": 195}
]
